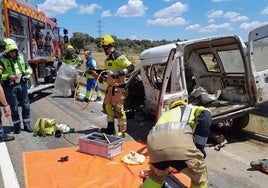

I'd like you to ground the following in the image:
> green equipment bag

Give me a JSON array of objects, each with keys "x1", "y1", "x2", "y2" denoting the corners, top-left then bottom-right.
[{"x1": 33, "y1": 118, "x2": 56, "y2": 137}]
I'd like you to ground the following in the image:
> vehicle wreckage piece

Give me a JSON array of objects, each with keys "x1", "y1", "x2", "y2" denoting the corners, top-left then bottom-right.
[
  {"x1": 125, "y1": 24, "x2": 268, "y2": 131},
  {"x1": 214, "y1": 139, "x2": 228, "y2": 151}
]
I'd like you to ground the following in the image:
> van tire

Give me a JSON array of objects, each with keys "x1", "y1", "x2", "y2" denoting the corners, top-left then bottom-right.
[{"x1": 232, "y1": 113, "x2": 249, "y2": 130}]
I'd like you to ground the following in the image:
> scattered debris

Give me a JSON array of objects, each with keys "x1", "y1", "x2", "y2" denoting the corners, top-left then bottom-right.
[
  {"x1": 58, "y1": 156, "x2": 69, "y2": 163},
  {"x1": 214, "y1": 139, "x2": 228, "y2": 151},
  {"x1": 250, "y1": 159, "x2": 268, "y2": 174},
  {"x1": 122, "y1": 151, "x2": 145, "y2": 165}
]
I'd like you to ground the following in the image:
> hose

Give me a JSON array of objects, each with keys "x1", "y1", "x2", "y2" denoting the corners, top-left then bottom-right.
[{"x1": 73, "y1": 70, "x2": 108, "y2": 111}]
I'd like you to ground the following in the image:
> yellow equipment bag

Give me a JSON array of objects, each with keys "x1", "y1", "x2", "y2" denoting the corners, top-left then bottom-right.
[{"x1": 33, "y1": 118, "x2": 56, "y2": 137}]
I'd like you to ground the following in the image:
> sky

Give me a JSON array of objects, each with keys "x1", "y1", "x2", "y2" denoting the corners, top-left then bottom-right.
[{"x1": 33, "y1": 0, "x2": 268, "y2": 41}]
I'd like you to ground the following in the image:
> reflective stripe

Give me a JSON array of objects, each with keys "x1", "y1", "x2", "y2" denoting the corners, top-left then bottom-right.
[
  {"x1": 151, "y1": 106, "x2": 193, "y2": 133},
  {"x1": 194, "y1": 134, "x2": 208, "y2": 146},
  {"x1": 151, "y1": 122, "x2": 192, "y2": 133},
  {"x1": 6, "y1": 0, "x2": 46, "y2": 22},
  {"x1": 181, "y1": 106, "x2": 191, "y2": 122},
  {"x1": 13, "y1": 120, "x2": 20, "y2": 124}
]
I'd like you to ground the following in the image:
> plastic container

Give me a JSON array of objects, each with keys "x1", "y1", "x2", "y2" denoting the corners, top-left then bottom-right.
[
  {"x1": 56, "y1": 124, "x2": 75, "y2": 133},
  {"x1": 78, "y1": 132, "x2": 123, "y2": 158}
]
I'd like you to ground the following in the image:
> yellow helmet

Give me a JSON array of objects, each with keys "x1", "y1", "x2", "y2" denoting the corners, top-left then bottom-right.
[
  {"x1": 66, "y1": 44, "x2": 74, "y2": 50},
  {"x1": 100, "y1": 35, "x2": 115, "y2": 46},
  {"x1": 4, "y1": 38, "x2": 17, "y2": 45},
  {"x1": 169, "y1": 99, "x2": 187, "y2": 109},
  {"x1": 4, "y1": 38, "x2": 18, "y2": 53}
]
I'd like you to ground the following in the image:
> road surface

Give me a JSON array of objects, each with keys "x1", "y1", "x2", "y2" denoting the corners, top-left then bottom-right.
[{"x1": 0, "y1": 87, "x2": 267, "y2": 188}]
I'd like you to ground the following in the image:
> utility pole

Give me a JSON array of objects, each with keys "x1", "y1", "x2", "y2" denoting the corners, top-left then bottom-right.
[{"x1": 97, "y1": 19, "x2": 102, "y2": 38}]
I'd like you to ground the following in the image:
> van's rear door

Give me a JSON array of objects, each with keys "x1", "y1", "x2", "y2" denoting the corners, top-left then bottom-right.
[
  {"x1": 155, "y1": 45, "x2": 187, "y2": 120},
  {"x1": 248, "y1": 24, "x2": 268, "y2": 104}
]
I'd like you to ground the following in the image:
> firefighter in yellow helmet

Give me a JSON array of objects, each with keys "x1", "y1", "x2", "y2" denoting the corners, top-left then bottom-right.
[
  {"x1": 100, "y1": 34, "x2": 134, "y2": 137},
  {"x1": 63, "y1": 44, "x2": 83, "y2": 97},
  {"x1": 0, "y1": 38, "x2": 33, "y2": 134},
  {"x1": 0, "y1": 38, "x2": 15, "y2": 142},
  {"x1": 142, "y1": 99, "x2": 212, "y2": 188},
  {"x1": 64, "y1": 44, "x2": 83, "y2": 66}
]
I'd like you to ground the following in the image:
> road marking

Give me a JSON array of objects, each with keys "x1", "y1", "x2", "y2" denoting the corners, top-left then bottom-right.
[
  {"x1": 0, "y1": 142, "x2": 20, "y2": 188},
  {"x1": 208, "y1": 146, "x2": 250, "y2": 165}
]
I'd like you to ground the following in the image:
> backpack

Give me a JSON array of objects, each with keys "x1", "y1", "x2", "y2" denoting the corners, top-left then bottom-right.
[{"x1": 33, "y1": 118, "x2": 56, "y2": 137}]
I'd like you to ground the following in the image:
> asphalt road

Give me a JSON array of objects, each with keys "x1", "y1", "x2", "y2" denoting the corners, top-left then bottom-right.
[{"x1": 0, "y1": 87, "x2": 268, "y2": 188}]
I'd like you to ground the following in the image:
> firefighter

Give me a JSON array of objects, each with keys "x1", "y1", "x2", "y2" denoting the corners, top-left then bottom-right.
[
  {"x1": 63, "y1": 44, "x2": 83, "y2": 97},
  {"x1": 100, "y1": 34, "x2": 134, "y2": 137},
  {"x1": 142, "y1": 99, "x2": 212, "y2": 188},
  {"x1": 0, "y1": 39, "x2": 15, "y2": 142},
  {"x1": 64, "y1": 44, "x2": 83, "y2": 66},
  {"x1": 0, "y1": 38, "x2": 33, "y2": 134}
]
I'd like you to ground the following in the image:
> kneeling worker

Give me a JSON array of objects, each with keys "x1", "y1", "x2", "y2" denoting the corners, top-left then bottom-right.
[{"x1": 142, "y1": 100, "x2": 212, "y2": 188}]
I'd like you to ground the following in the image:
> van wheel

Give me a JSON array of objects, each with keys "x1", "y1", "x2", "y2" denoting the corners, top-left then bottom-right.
[{"x1": 232, "y1": 113, "x2": 249, "y2": 130}]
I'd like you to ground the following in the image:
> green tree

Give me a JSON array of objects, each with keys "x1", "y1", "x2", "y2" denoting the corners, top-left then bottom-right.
[
  {"x1": 68, "y1": 32, "x2": 179, "y2": 53},
  {"x1": 70, "y1": 32, "x2": 91, "y2": 53}
]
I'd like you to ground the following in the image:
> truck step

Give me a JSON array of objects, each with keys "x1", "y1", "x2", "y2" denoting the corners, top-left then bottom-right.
[{"x1": 28, "y1": 84, "x2": 54, "y2": 94}]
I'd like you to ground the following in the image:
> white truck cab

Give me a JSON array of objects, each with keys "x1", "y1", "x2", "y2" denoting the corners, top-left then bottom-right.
[{"x1": 125, "y1": 24, "x2": 268, "y2": 129}]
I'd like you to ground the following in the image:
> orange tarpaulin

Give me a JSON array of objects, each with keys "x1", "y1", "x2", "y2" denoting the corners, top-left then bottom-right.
[{"x1": 23, "y1": 141, "x2": 190, "y2": 188}]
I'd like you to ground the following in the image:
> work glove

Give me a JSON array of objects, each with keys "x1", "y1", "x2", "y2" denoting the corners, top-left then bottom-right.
[
  {"x1": 196, "y1": 144, "x2": 206, "y2": 159},
  {"x1": 110, "y1": 70, "x2": 124, "y2": 79},
  {"x1": 77, "y1": 61, "x2": 83, "y2": 67},
  {"x1": 22, "y1": 73, "x2": 31, "y2": 81}
]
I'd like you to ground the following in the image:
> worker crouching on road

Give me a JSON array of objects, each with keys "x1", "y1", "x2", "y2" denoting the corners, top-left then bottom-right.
[
  {"x1": 0, "y1": 38, "x2": 33, "y2": 134},
  {"x1": 100, "y1": 35, "x2": 134, "y2": 138},
  {"x1": 142, "y1": 100, "x2": 212, "y2": 188}
]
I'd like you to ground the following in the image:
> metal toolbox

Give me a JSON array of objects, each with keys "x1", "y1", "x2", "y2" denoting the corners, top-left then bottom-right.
[{"x1": 78, "y1": 132, "x2": 123, "y2": 158}]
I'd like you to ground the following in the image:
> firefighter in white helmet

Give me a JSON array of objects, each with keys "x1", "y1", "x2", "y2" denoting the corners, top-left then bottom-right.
[
  {"x1": 100, "y1": 34, "x2": 134, "y2": 137},
  {"x1": 0, "y1": 38, "x2": 33, "y2": 134},
  {"x1": 142, "y1": 99, "x2": 212, "y2": 188}
]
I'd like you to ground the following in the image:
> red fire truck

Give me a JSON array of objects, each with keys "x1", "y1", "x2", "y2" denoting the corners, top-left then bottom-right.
[{"x1": 0, "y1": 0, "x2": 68, "y2": 95}]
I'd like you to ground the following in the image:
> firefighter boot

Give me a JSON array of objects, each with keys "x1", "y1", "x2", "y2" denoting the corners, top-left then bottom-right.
[
  {"x1": 117, "y1": 124, "x2": 126, "y2": 138},
  {"x1": 101, "y1": 122, "x2": 115, "y2": 135}
]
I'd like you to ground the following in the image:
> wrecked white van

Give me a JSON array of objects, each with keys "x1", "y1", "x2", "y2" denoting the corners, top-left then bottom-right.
[{"x1": 125, "y1": 24, "x2": 268, "y2": 129}]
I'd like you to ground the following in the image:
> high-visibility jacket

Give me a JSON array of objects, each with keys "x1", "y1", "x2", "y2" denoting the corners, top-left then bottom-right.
[
  {"x1": 0, "y1": 54, "x2": 33, "y2": 81},
  {"x1": 155, "y1": 104, "x2": 211, "y2": 146},
  {"x1": 64, "y1": 54, "x2": 82, "y2": 65},
  {"x1": 143, "y1": 105, "x2": 211, "y2": 188},
  {"x1": 104, "y1": 50, "x2": 133, "y2": 86}
]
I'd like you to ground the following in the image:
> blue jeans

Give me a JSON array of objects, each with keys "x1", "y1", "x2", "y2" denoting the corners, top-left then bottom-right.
[
  {"x1": 0, "y1": 110, "x2": 4, "y2": 137},
  {"x1": 2, "y1": 82, "x2": 31, "y2": 129}
]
